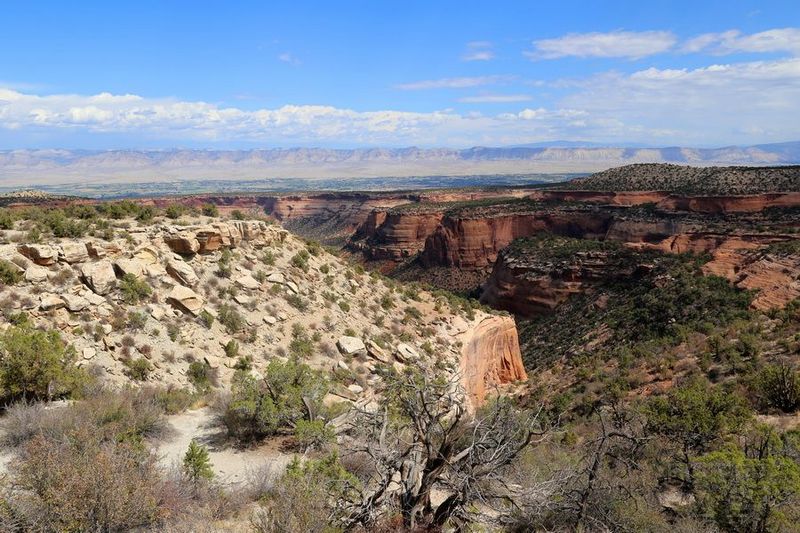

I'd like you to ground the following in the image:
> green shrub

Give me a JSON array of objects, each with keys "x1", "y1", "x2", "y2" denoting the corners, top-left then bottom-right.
[
  {"x1": 124, "y1": 358, "x2": 153, "y2": 381},
  {"x1": 224, "y1": 339, "x2": 239, "y2": 358},
  {"x1": 119, "y1": 273, "x2": 152, "y2": 305},
  {"x1": 290, "y1": 250, "x2": 310, "y2": 271},
  {"x1": 201, "y1": 204, "x2": 218, "y2": 217},
  {"x1": 165, "y1": 204, "x2": 185, "y2": 219},
  {"x1": 183, "y1": 439, "x2": 214, "y2": 485},
  {"x1": 0, "y1": 260, "x2": 22, "y2": 285},
  {"x1": 188, "y1": 361, "x2": 213, "y2": 392},
  {"x1": 0, "y1": 325, "x2": 90, "y2": 402},
  {"x1": 222, "y1": 359, "x2": 328, "y2": 443},
  {"x1": 753, "y1": 363, "x2": 800, "y2": 413},
  {"x1": 217, "y1": 304, "x2": 244, "y2": 334},
  {"x1": 199, "y1": 309, "x2": 215, "y2": 328},
  {"x1": 294, "y1": 419, "x2": 335, "y2": 450}
]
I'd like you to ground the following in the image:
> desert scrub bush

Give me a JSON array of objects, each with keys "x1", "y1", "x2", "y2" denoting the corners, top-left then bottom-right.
[
  {"x1": 290, "y1": 249, "x2": 310, "y2": 271},
  {"x1": 380, "y1": 293, "x2": 394, "y2": 310},
  {"x1": 217, "y1": 304, "x2": 245, "y2": 334},
  {"x1": 13, "y1": 429, "x2": 164, "y2": 531},
  {"x1": 294, "y1": 419, "x2": 335, "y2": 451},
  {"x1": 224, "y1": 339, "x2": 239, "y2": 358},
  {"x1": 183, "y1": 439, "x2": 214, "y2": 488},
  {"x1": 0, "y1": 325, "x2": 90, "y2": 403},
  {"x1": 188, "y1": 361, "x2": 215, "y2": 392},
  {"x1": 119, "y1": 273, "x2": 152, "y2": 304},
  {"x1": 319, "y1": 263, "x2": 330, "y2": 274},
  {"x1": 752, "y1": 363, "x2": 800, "y2": 413},
  {"x1": 252, "y1": 453, "x2": 356, "y2": 533},
  {"x1": 216, "y1": 249, "x2": 233, "y2": 278},
  {"x1": 289, "y1": 324, "x2": 314, "y2": 358},
  {"x1": 230, "y1": 209, "x2": 246, "y2": 220},
  {"x1": 198, "y1": 309, "x2": 215, "y2": 328},
  {"x1": 338, "y1": 300, "x2": 351, "y2": 312},
  {"x1": 165, "y1": 203, "x2": 187, "y2": 219},
  {"x1": 220, "y1": 359, "x2": 328, "y2": 443},
  {"x1": 0, "y1": 260, "x2": 22, "y2": 286},
  {"x1": 124, "y1": 357, "x2": 153, "y2": 381},
  {"x1": 305, "y1": 240, "x2": 323, "y2": 257},
  {"x1": 261, "y1": 250, "x2": 276, "y2": 266},
  {"x1": 201, "y1": 203, "x2": 219, "y2": 217},
  {"x1": 284, "y1": 293, "x2": 308, "y2": 312},
  {"x1": 127, "y1": 310, "x2": 148, "y2": 330}
]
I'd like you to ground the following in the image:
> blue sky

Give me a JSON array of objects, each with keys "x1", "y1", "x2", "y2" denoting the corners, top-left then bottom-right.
[{"x1": 1, "y1": 0, "x2": 799, "y2": 148}]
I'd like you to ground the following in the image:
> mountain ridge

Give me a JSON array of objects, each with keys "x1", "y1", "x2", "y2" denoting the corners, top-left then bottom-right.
[{"x1": 1, "y1": 141, "x2": 799, "y2": 186}]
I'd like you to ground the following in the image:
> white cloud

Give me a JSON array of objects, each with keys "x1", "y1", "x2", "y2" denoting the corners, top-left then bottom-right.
[
  {"x1": 278, "y1": 52, "x2": 301, "y2": 65},
  {"x1": 681, "y1": 28, "x2": 800, "y2": 55},
  {"x1": 561, "y1": 57, "x2": 800, "y2": 143},
  {"x1": 394, "y1": 75, "x2": 511, "y2": 90},
  {"x1": 462, "y1": 41, "x2": 495, "y2": 61},
  {"x1": 2, "y1": 56, "x2": 799, "y2": 147},
  {"x1": 0, "y1": 87, "x2": 601, "y2": 146},
  {"x1": 458, "y1": 94, "x2": 532, "y2": 103},
  {"x1": 527, "y1": 30, "x2": 677, "y2": 59}
]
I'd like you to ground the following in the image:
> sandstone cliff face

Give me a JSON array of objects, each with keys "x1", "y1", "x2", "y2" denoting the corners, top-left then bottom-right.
[
  {"x1": 353, "y1": 211, "x2": 445, "y2": 262},
  {"x1": 479, "y1": 249, "x2": 630, "y2": 316},
  {"x1": 421, "y1": 211, "x2": 613, "y2": 268},
  {"x1": 530, "y1": 190, "x2": 800, "y2": 213},
  {"x1": 459, "y1": 314, "x2": 527, "y2": 407},
  {"x1": 702, "y1": 248, "x2": 800, "y2": 310}
]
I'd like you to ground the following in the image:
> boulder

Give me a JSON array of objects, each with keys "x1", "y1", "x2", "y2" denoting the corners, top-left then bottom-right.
[
  {"x1": 166, "y1": 260, "x2": 199, "y2": 287},
  {"x1": 133, "y1": 246, "x2": 160, "y2": 265},
  {"x1": 285, "y1": 280, "x2": 299, "y2": 294},
  {"x1": 59, "y1": 242, "x2": 89, "y2": 264},
  {"x1": 82, "y1": 347, "x2": 96, "y2": 360},
  {"x1": 337, "y1": 336, "x2": 366, "y2": 356},
  {"x1": 263, "y1": 315, "x2": 277, "y2": 325},
  {"x1": 235, "y1": 274, "x2": 260, "y2": 290},
  {"x1": 366, "y1": 340, "x2": 391, "y2": 363},
  {"x1": 62, "y1": 294, "x2": 90, "y2": 312},
  {"x1": 17, "y1": 244, "x2": 57, "y2": 266},
  {"x1": 39, "y1": 294, "x2": 65, "y2": 311},
  {"x1": 266, "y1": 272, "x2": 285, "y2": 284},
  {"x1": 395, "y1": 343, "x2": 419, "y2": 363},
  {"x1": 86, "y1": 241, "x2": 122, "y2": 259},
  {"x1": 164, "y1": 232, "x2": 200, "y2": 255},
  {"x1": 24, "y1": 265, "x2": 49, "y2": 283},
  {"x1": 80, "y1": 261, "x2": 117, "y2": 295},
  {"x1": 113, "y1": 258, "x2": 146, "y2": 278},
  {"x1": 166, "y1": 285, "x2": 204, "y2": 315}
]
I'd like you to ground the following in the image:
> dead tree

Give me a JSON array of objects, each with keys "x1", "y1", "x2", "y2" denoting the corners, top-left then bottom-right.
[{"x1": 338, "y1": 368, "x2": 547, "y2": 530}]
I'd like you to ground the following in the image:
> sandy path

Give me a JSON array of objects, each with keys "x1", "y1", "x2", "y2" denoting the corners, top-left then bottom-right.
[{"x1": 152, "y1": 407, "x2": 293, "y2": 487}]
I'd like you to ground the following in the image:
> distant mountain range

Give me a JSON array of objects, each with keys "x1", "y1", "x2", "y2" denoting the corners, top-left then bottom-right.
[{"x1": 0, "y1": 141, "x2": 798, "y2": 187}]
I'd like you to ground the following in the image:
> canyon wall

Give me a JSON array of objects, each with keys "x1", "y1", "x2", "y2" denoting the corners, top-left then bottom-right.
[
  {"x1": 420, "y1": 210, "x2": 613, "y2": 268},
  {"x1": 459, "y1": 314, "x2": 528, "y2": 407}
]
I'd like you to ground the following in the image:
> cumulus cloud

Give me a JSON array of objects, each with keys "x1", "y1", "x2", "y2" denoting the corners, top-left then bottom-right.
[
  {"x1": 527, "y1": 30, "x2": 677, "y2": 59},
  {"x1": 0, "y1": 87, "x2": 598, "y2": 146},
  {"x1": 462, "y1": 41, "x2": 495, "y2": 61},
  {"x1": 394, "y1": 75, "x2": 511, "y2": 90},
  {"x1": 561, "y1": 57, "x2": 800, "y2": 143},
  {"x1": 681, "y1": 28, "x2": 800, "y2": 55},
  {"x1": 2, "y1": 55, "x2": 799, "y2": 146}
]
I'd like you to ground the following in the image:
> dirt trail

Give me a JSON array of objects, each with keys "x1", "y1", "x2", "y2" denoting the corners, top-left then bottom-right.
[{"x1": 153, "y1": 407, "x2": 293, "y2": 486}]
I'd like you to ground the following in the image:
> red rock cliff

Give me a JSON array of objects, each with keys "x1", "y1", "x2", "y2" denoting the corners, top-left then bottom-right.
[{"x1": 459, "y1": 314, "x2": 528, "y2": 407}]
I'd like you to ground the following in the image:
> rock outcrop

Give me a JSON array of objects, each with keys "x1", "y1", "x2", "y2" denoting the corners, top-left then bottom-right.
[
  {"x1": 80, "y1": 261, "x2": 117, "y2": 295},
  {"x1": 459, "y1": 315, "x2": 527, "y2": 407}
]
